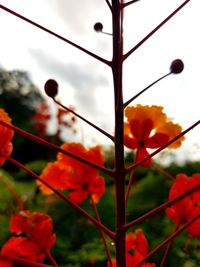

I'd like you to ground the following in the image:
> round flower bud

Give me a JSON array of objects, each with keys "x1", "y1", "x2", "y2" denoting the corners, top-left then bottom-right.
[
  {"x1": 94, "y1": 22, "x2": 103, "y2": 32},
  {"x1": 170, "y1": 59, "x2": 184, "y2": 74},
  {"x1": 44, "y1": 79, "x2": 58, "y2": 98}
]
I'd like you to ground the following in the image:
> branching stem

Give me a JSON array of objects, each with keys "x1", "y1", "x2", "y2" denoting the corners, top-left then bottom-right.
[
  {"x1": 124, "y1": 182, "x2": 200, "y2": 231},
  {"x1": 126, "y1": 119, "x2": 200, "y2": 173},
  {"x1": 123, "y1": 72, "x2": 171, "y2": 108},
  {"x1": 53, "y1": 98, "x2": 114, "y2": 141},
  {"x1": 134, "y1": 214, "x2": 200, "y2": 267},
  {"x1": 0, "y1": 4, "x2": 111, "y2": 66},
  {"x1": 0, "y1": 120, "x2": 114, "y2": 177},
  {"x1": 7, "y1": 156, "x2": 115, "y2": 240},
  {"x1": 123, "y1": 0, "x2": 191, "y2": 60},
  {"x1": 0, "y1": 253, "x2": 53, "y2": 267}
]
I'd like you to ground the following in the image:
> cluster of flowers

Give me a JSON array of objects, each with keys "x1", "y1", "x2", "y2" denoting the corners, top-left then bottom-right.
[{"x1": 0, "y1": 104, "x2": 199, "y2": 266}]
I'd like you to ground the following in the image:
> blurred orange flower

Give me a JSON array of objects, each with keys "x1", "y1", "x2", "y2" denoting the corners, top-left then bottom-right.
[
  {"x1": 38, "y1": 143, "x2": 105, "y2": 205},
  {"x1": 166, "y1": 173, "x2": 200, "y2": 237},
  {"x1": 0, "y1": 211, "x2": 56, "y2": 266},
  {"x1": 124, "y1": 105, "x2": 184, "y2": 167},
  {"x1": 0, "y1": 108, "x2": 14, "y2": 166}
]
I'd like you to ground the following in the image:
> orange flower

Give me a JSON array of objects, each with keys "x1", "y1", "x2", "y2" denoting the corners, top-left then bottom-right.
[
  {"x1": 0, "y1": 211, "x2": 56, "y2": 266},
  {"x1": 37, "y1": 161, "x2": 72, "y2": 194},
  {"x1": 0, "y1": 108, "x2": 14, "y2": 166},
  {"x1": 124, "y1": 105, "x2": 184, "y2": 167},
  {"x1": 166, "y1": 173, "x2": 200, "y2": 237},
  {"x1": 108, "y1": 229, "x2": 155, "y2": 267},
  {"x1": 38, "y1": 143, "x2": 105, "y2": 205}
]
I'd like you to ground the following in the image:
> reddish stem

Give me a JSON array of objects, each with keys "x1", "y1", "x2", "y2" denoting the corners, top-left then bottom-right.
[
  {"x1": 105, "y1": 0, "x2": 113, "y2": 12},
  {"x1": 0, "y1": 253, "x2": 52, "y2": 267},
  {"x1": 0, "y1": 174, "x2": 24, "y2": 210},
  {"x1": 124, "y1": 182, "x2": 200, "y2": 231},
  {"x1": 123, "y1": 0, "x2": 191, "y2": 60},
  {"x1": 125, "y1": 168, "x2": 135, "y2": 206},
  {"x1": 111, "y1": 2, "x2": 126, "y2": 267},
  {"x1": 122, "y1": 0, "x2": 140, "y2": 7},
  {"x1": 53, "y1": 98, "x2": 114, "y2": 141},
  {"x1": 160, "y1": 225, "x2": 179, "y2": 267},
  {"x1": 123, "y1": 72, "x2": 171, "y2": 108},
  {"x1": 7, "y1": 156, "x2": 115, "y2": 240},
  {"x1": 126, "y1": 119, "x2": 200, "y2": 173},
  {"x1": 134, "y1": 214, "x2": 200, "y2": 267},
  {"x1": 45, "y1": 250, "x2": 58, "y2": 267},
  {"x1": 90, "y1": 197, "x2": 113, "y2": 267},
  {"x1": 151, "y1": 163, "x2": 175, "y2": 181},
  {"x1": 0, "y1": 4, "x2": 111, "y2": 66},
  {"x1": 0, "y1": 120, "x2": 114, "y2": 177}
]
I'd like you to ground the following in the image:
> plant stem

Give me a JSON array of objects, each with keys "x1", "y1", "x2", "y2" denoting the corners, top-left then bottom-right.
[
  {"x1": 123, "y1": 0, "x2": 191, "y2": 60},
  {"x1": 126, "y1": 119, "x2": 200, "y2": 173},
  {"x1": 7, "y1": 156, "x2": 115, "y2": 240},
  {"x1": 134, "y1": 214, "x2": 200, "y2": 267},
  {"x1": 0, "y1": 4, "x2": 111, "y2": 66},
  {"x1": 124, "y1": 182, "x2": 200, "y2": 231},
  {"x1": 160, "y1": 225, "x2": 179, "y2": 267},
  {"x1": 125, "y1": 169, "x2": 135, "y2": 206},
  {"x1": 0, "y1": 174, "x2": 24, "y2": 210},
  {"x1": 90, "y1": 197, "x2": 113, "y2": 267},
  {"x1": 112, "y1": 1, "x2": 126, "y2": 267},
  {"x1": 123, "y1": 72, "x2": 171, "y2": 108},
  {"x1": 45, "y1": 250, "x2": 59, "y2": 267},
  {"x1": 0, "y1": 253, "x2": 52, "y2": 267},
  {"x1": 53, "y1": 98, "x2": 114, "y2": 141},
  {"x1": 151, "y1": 163, "x2": 175, "y2": 181},
  {"x1": 0, "y1": 120, "x2": 114, "y2": 177}
]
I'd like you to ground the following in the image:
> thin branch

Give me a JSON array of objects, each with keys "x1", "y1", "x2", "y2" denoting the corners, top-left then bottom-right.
[
  {"x1": 0, "y1": 4, "x2": 111, "y2": 66},
  {"x1": 54, "y1": 98, "x2": 114, "y2": 142},
  {"x1": 134, "y1": 214, "x2": 200, "y2": 267},
  {"x1": 45, "y1": 250, "x2": 58, "y2": 267},
  {"x1": 0, "y1": 174, "x2": 24, "y2": 210},
  {"x1": 126, "y1": 119, "x2": 200, "y2": 173},
  {"x1": 0, "y1": 120, "x2": 114, "y2": 177},
  {"x1": 123, "y1": 0, "x2": 191, "y2": 60},
  {"x1": 151, "y1": 163, "x2": 175, "y2": 181},
  {"x1": 0, "y1": 253, "x2": 53, "y2": 267},
  {"x1": 160, "y1": 225, "x2": 179, "y2": 267},
  {"x1": 124, "y1": 182, "x2": 200, "y2": 231},
  {"x1": 90, "y1": 197, "x2": 113, "y2": 267},
  {"x1": 123, "y1": 72, "x2": 171, "y2": 108},
  {"x1": 122, "y1": 0, "x2": 141, "y2": 8},
  {"x1": 125, "y1": 167, "x2": 135, "y2": 206},
  {"x1": 105, "y1": 0, "x2": 113, "y2": 12},
  {"x1": 7, "y1": 156, "x2": 115, "y2": 240}
]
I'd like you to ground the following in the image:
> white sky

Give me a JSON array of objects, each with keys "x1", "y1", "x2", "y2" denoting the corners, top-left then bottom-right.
[{"x1": 0, "y1": 0, "x2": 199, "y2": 163}]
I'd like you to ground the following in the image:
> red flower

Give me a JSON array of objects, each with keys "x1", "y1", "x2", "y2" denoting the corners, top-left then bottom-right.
[
  {"x1": 108, "y1": 229, "x2": 155, "y2": 267},
  {"x1": 0, "y1": 108, "x2": 14, "y2": 166},
  {"x1": 38, "y1": 143, "x2": 105, "y2": 205},
  {"x1": 0, "y1": 211, "x2": 56, "y2": 266},
  {"x1": 124, "y1": 105, "x2": 184, "y2": 167},
  {"x1": 166, "y1": 173, "x2": 200, "y2": 237}
]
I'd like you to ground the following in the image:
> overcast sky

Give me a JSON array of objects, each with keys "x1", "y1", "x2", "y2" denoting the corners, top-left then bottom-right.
[{"x1": 0, "y1": 0, "x2": 199, "y2": 163}]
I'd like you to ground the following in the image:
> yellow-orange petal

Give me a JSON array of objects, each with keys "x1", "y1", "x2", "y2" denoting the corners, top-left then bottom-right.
[
  {"x1": 125, "y1": 105, "x2": 167, "y2": 129},
  {"x1": 157, "y1": 121, "x2": 185, "y2": 148}
]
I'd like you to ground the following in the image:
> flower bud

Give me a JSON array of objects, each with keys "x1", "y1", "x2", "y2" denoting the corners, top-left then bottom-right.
[
  {"x1": 94, "y1": 22, "x2": 103, "y2": 32},
  {"x1": 170, "y1": 59, "x2": 184, "y2": 74},
  {"x1": 44, "y1": 79, "x2": 58, "y2": 98}
]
